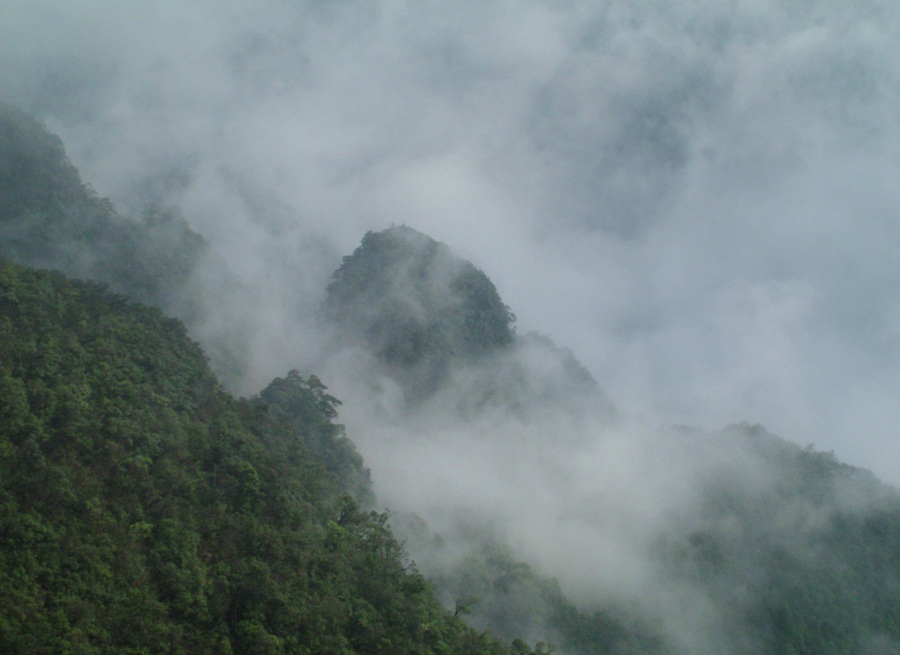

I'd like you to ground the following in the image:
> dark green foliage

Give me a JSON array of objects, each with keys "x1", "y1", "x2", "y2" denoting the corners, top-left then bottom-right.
[
  {"x1": 448, "y1": 263, "x2": 517, "y2": 357},
  {"x1": 0, "y1": 103, "x2": 205, "y2": 308},
  {"x1": 425, "y1": 540, "x2": 662, "y2": 655},
  {"x1": 6, "y1": 104, "x2": 900, "y2": 655},
  {"x1": 654, "y1": 425, "x2": 900, "y2": 655},
  {"x1": 0, "y1": 257, "x2": 512, "y2": 654},
  {"x1": 323, "y1": 226, "x2": 515, "y2": 396},
  {"x1": 256, "y1": 370, "x2": 375, "y2": 507}
]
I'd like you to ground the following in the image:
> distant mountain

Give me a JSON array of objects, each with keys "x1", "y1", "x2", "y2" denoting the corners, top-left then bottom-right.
[
  {"x1": 398, "y1": 423, "x2": 900, "y2": 655},
  {"x1": 322, "y1": 226, "x2": 515, "y2": 392},
  {"x1": 322, "y1": 225, "x2": 610, "y2": 417},
  {"x1": 650, "y1": 423, "x2": 900, "y2": 655},
  {"x1": 320, "y1": 229, "x2": 900, "y2": 655}
]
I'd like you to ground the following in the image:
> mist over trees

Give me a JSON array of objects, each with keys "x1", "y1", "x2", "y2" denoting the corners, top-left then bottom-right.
[
  {"x1": 0, "y1": 103, "x2": 205, "y2": 310},
  {"x1": 4, "y1": 30, "x2": 900, "y2": 653},
  {"x1": 325, "y1": 226, "x2": 516, "y2": 362},
  {"x1": 319, "y1": 225, "x2": 605, "y2": 420},
  {"x1": 0, "y1": 249, "x2": 518, "y2": 653},
  {"x1": 5, "y1": 0, "x2": 900, "y2": 479}
]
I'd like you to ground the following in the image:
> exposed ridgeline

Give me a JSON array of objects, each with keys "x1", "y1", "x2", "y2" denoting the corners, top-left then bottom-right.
[
  {"x1": 0, "y1": 256, "x2": 527, "y2": 654},
  {"x1": 322, "y1": 226, "x2": 608, "y2": 417},
  {"x1": 0, "y1": 103, "x2": 204, "y2": 313}
]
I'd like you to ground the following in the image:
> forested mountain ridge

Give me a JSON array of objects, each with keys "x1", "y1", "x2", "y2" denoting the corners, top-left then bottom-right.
[
  {"x1": 654, "y1": 424, "x2": 900, "y2": 654},
  {"x1": 0, "y1": 102, "x2": 205, "y2": 310},
  {"x1": 322, "y1": 225, "x2": 608, "y2": 417},
  {"x1": 5, "y1": 103, "x2": 900, "y2": 654},
  {"x1": 0, "y1": 255, "x2": 520, "y2": 654},
  {"x1": 397, "y1": 422, "x2": 900, "y2": 655},
  {"x1": 324, "y1": 225, "x2": 516, "y2": 361},
  {"x1": 322, "y1": 226, "x2": 517, "y2": 398},
  {"x1": 257, "y1": 370, "x2": 375, "y2": 508}
]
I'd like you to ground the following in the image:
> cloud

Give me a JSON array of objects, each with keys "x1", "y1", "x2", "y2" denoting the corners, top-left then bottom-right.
[
  {"x1": 2, "y1": 0, "x2": 899, "y2": 494},
  {"x1": 4, "y1": 0, "x2": 899, "y2": 468},
  {"x1": 6, "y1": 2, "x2": 900, "y2": 649}
]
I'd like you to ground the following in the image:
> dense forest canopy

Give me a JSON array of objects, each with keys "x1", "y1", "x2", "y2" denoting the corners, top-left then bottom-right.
[
  {"x1": 3, "y1": 105, "x2": 900, "y2": 654},
  {"x1": 0, "y1": 255, "x2": 522, "y2": 654}
]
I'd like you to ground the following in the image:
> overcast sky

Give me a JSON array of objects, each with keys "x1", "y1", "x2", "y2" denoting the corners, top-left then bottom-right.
[{"x1": 3, "y1": 0, "x2": 900, "y2": 483}]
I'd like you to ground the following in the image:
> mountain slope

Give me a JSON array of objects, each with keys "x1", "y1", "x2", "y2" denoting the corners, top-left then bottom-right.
[
  {"x1": 0, "y1": 102, "x2": 205, "y2": 310},
  {"x1": 0, "y1": 255, "x2": 515, "y2": 654},
  {"x1": 651, "y1": 424, "x2": 900, "y2": 655},
  {"x1": 322, "y1": 225, "x2": 515, "y2": 396},
  {"x1": 319, "y1": 232, "x2": 900, "y2": 655},
  {"x1": 6, "y1": 105, "x2": 900, "y2": 655}
]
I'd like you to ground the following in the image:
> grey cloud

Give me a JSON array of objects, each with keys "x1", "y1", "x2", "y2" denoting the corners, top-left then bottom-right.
[
  {"x1": 5, "y1": 3, "x2": 900, "y2": 648},
  {"x1": 4, "y1": 0, "x2": 900, "y2": 467}
]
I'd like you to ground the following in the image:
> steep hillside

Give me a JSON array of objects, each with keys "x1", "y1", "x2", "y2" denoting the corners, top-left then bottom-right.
[
  {"x1": 0, "y1": 103, "x2": 204, "y2": 310},
  {"x1": 0, "y1": 256, "x2": 516, "y2": 654},
  {"x1": 652, "y1": 424, "x2": 900, "y2": 655},
  {"x1": 398, "y1": 424, "x2": 900, "y2": 655},
  {"x1": 257, "y1": 370, "x2": 375, "y2": 508},
  {"x1": 320, "y1": 232, "x2": 900, "y2": 654}
]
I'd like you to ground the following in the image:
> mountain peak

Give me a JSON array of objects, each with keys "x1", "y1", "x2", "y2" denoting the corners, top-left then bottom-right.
[{"x1": 323, "y1": 226, "x2": 515, "y2": 384}]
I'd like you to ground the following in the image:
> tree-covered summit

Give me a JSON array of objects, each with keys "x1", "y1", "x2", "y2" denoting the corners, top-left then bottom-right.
[
  {"x1": 323, "y1": 226, "x2": 515, "y2": 372},
  {"x1": 322, "y1": 226, "x2": 609, "y2": 417}
]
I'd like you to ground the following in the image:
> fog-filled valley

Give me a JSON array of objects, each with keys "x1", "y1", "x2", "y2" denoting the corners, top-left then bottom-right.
[{"x1": 3, "y1": 1, "x2": 900, "y2": 653}]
